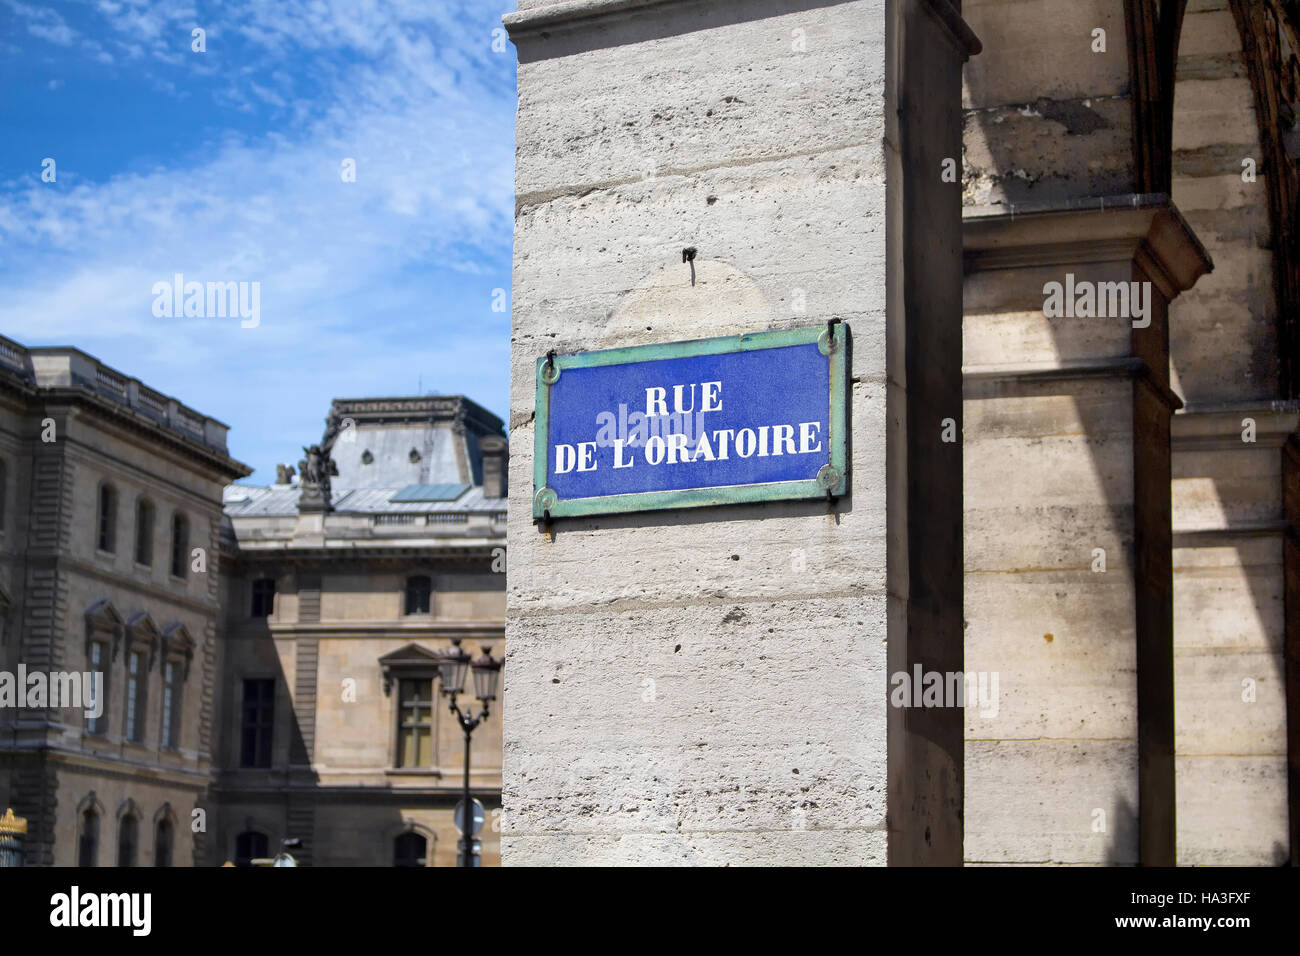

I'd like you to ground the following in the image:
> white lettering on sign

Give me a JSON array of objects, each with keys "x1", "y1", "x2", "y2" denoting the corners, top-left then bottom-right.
[
  {"x1": 562, "y1": 379, "x2": 826, "y2": 474},
  {"x1": 645, "y1": 381, "x2": 724, "y2": 416}
]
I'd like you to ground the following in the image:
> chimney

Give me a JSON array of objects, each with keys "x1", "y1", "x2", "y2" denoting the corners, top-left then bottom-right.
[{"x1": 479, "y1": 435, "x2": 508, "y2": 499}]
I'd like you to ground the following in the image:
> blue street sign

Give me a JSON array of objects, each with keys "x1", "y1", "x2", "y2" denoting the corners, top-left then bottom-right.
[{"x1": 533, "y1": 324, "x2": 849, "y2": 518}]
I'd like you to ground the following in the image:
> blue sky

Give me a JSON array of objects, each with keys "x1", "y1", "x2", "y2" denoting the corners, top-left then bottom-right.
[{"x1": 0, "y1": 0, "x2": 517, "y2": 484}]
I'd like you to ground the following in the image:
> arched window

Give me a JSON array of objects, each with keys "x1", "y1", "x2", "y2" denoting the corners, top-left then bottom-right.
[
  {"x1": 393, "y1": 831, "x2": 427, "y2": 867},
  {"x1": 170, "y1": 512, "x2": 189, "y2": 578},
  {"x1": 78, "y1": 808, "x2": 100, "y2": 867},
  {"x1": 97, "y1": 483, "x2": 117, "y2": 553},
  {"x1": 235, "y1": 831, "x2": 268, "y2": 867},
  {"x1": 154, "y1": 818, "x2": 173, "y2": 868},
  {"x1": 134, "y1": 498, "x2": 154, "y2": 566},
  {"x1": 404, "y1": 575, "x2": 432, "y2": 615},
  {"x1": 117, "y1": 813, "x2": 138, "y2": 867}
]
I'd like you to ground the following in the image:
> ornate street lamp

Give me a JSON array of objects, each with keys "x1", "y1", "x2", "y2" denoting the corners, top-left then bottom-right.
[
  {"x1": 436, "y1": 639, "x2": 502, "y2": 867},
  {"x1": 472, "y1": 646, "x2": 502, "y2": 702},
  {"x1": 437, "y1": 640, "x2": 471, "y2": 697}
]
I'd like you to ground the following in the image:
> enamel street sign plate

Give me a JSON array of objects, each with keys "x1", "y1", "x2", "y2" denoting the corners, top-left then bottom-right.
[{"x1": 532, "y1": 323, "x2": 849, "y2": 519}]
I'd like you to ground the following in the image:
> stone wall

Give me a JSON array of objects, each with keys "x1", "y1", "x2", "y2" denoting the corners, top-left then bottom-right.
[{"x1": 503, "y1": 0, "x2": 972, "y2": 865}]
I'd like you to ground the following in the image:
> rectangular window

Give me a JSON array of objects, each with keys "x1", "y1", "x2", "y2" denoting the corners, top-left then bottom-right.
[
  {"x1": 87, "y1": 642, "x2": 107, "y2": 735},
  {"x1": 396, "y1": 678, "x2": 433, "y2": 768},
  {"x1": 124, "y1": 650, "x2": 146, "y2": 742},
  {"x1": 404, "y1": 575, "x2": 432, "y2": 615},
  {"x1": 134, "y1": 500, "x2": 154, "y2": 565},
  {"x1": 240, "y1": 678, "x2": 275, "y2": 768},
  {"x1": 171, "y1": 514, "x2": 189, "y2": 578},
  {"x1": 250, "y1": 578, "x2": 275, "y2": 618},
  {"x1": 98, "y1": 485, "x2": 116, "y2": 553},
  {"x1": 161, "y1": 661, "x2": 181, "y2": 749}
]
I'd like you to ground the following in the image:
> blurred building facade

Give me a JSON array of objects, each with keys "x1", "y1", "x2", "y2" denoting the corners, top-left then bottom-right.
[
  {"x1": 0, "y1": 345, "x2": 507, "y2": 866},
  {"x1": 0, "y1": 336, "x2": 249, "y2": 866},
  {"x1": 213, "y1": 396, "x2": 507, "y2": 866}
]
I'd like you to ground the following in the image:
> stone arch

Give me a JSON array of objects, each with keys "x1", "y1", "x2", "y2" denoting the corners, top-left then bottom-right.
[
  {"x1": 116, "y1": 796, "x2": 141, "y2": 823},
  {"x1": 1169, "y1": 2, "x2": 1278, "y2": 402},
  {"x1": 152, "y1": 801, "x2": 176, "y2": 827},
  {"x1": 385, "y1": 818, "x2": 436, "y2": 867},
  {"x1": 1126, "y1": 0, "x2": 1189, "y2": 195},
  {"x1": 75, "y1": 790, "x2": 105, "y2": 818},
  {"x1": 75, "y1": 791, "x2": 105, "y2": 867},
  {"x1": 601, "y1": 260, "x2": 775, "y2": 349},
  {"x1": 230, "y1": 817, "x2": 275, "y2": 865},
  {"x1": 1227, "y1": 0, "x2": 1300, "y2": 395}
]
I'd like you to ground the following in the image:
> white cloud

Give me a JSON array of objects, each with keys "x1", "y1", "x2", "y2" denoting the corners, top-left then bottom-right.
[
  {"x1": 0, "y1": 0, "x2": 517, "y2": 482},
  {"x1": 6, "y1": 0, "x2": 78, "y2": 45}
]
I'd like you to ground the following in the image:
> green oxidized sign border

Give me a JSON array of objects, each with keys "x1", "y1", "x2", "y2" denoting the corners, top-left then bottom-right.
[{"x1": 532, "y1": 323, "x2": 850, "y2": 519}]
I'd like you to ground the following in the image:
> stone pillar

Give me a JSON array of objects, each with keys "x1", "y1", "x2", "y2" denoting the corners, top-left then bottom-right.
[
  {"x1": 503, "y1": 0, "x2": 975, "y2": 865},
  {"x1": 962, "y1": 197, "x2": 1210, "y2": 865},
  {"x1": 1170, "y1": 407, "x2": 1296, "y2": 864}
]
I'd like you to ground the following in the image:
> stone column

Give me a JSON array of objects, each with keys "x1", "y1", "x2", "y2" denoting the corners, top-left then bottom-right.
[
  {"x1": 503, "y1": 0, "x2": 975, "y2": 865},
  {"x1": 962, "y1": 197, "x2": 1210, "y2": 865},
  {"x1": 1170, "y1": 406, "x2": 1296, "y2": 864}
]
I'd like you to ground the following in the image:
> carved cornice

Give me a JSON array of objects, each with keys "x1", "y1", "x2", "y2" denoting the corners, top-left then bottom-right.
[
  {"x1": 161, "y1": 622, "x2": 196, "y2": 680},
  {"x1": 1173, "y1": 402, "x2": 1300, "y2": 450},
  {"x1": 124, "y1": 611, "x2": 160, "y2": 670},
  {"x1": 963, "y1": 194, "x2": 1213, "y2": 299},
  {"x1": 328, "y1": 395, "x2": 503, "y2": 434},
  {"x1": 84, "y1": 598, "x2": 125, "y2": 661},
  {"x1": 963, "y1": 356, "x2": 1184, "y2": 411},
  {"x1": 503, "y1": 0, "x2": 677, "y2": 39}
]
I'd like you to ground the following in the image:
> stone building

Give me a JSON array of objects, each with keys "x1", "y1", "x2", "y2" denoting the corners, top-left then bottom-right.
[
  {"x1": 213, "y1": 396, "x2": 507, "y2": 866},
  {"x1": 0, "y1": 334, "x2": 249, "y2": 866},
  {"x1": 961, "y1": 0, "x2": 1297, "y2": 866},
  {"x1": 0, "y1": 333, "x2": 507, "y2": 867},
  {"x1": 501, "y1": 0, "x2": 1298, "y2": 866}
]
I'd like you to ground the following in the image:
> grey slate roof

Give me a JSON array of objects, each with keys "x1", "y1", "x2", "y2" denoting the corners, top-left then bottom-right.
[{"x1": 223, "y1": 483, "x2": 506, "y2": 517}]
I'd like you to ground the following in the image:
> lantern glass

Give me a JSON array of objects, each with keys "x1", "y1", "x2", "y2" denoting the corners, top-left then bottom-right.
[
  {"x1": 472, "y1": 648, "x2": 502, "y2": 702},
  {"x1": 438, "y1": 642, "x2": 471, "y2": 696}
]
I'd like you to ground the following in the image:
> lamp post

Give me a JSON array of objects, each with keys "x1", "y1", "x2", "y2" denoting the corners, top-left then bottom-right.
[{"x1": 436, "y1": 638, "x2": 501, "y2": 867}]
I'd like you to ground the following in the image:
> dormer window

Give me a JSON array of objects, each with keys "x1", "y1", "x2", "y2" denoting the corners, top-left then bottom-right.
[
  {"x1": 361, "y1": 450, "x2": 373, "y2": 464},
  {"x1": 408, "y1": 448, "x2": 421, "y2": 463}
]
